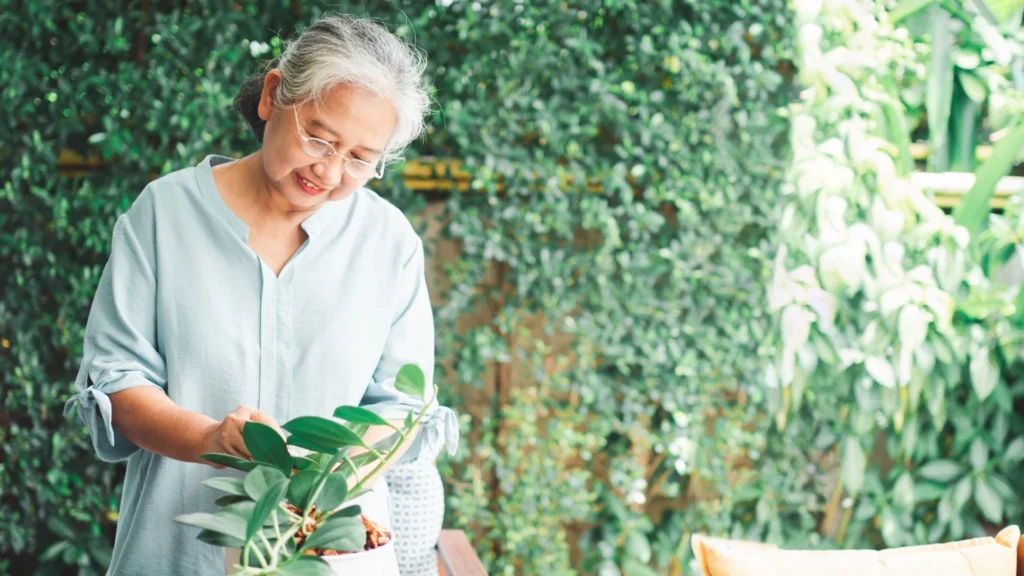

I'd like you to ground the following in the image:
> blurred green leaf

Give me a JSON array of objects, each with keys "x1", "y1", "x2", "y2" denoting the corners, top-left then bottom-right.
[
  {"x1": 842, "y1": 438, "x2": 867, "y2": 494},
  {"x1": 891, "y1": 0, "x2": 938, "y2": 22},
  {"x1": 954, "y1": 122, "x2": 1024, "y2": 236},
  {"x1": 927, "y1": 7, "x2": 955, "y2": 172},
  {"x1": 918, "y1": 460, "x2": 965, "y2": 483},
  {"x1": 974, "y1": 477, "x2": 1003, "y2": 522},
  {"x1": 1004, "y1": 437, "x2": 1024, "y2": 462}
]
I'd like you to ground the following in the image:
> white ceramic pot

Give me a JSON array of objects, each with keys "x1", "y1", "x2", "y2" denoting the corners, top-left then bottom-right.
[{"x1": 224, "y1": 538, "x2": 400, "y2": 575}]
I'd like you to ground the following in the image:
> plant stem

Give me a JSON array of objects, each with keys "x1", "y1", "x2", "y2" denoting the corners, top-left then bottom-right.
[
  {"x1": 271, "y1": 510, "x2": 289, "y2": 558},
  {"x1": 246, "y1": 540, "x2": 268, "y2": 569},
  {"x1": 258, "y1": 532, "x2": 276, "y2": 563},
  {"x1": 348, "y1": 394, "x2": 436, "y2": 499},
  {"x1": 270, "y1": 524, "x2": 303, "y2": 560},
  {"x1": 343, "y1": 454, "x2": 362, "y2": 481},
  {"x1": 278, "y1": 503, "x2": 302, "y2": 521}
]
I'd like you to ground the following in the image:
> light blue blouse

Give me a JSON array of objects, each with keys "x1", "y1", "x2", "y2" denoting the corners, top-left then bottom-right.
[{"x1": 63, "y1": 154, "x2": 458, "y2": 575}]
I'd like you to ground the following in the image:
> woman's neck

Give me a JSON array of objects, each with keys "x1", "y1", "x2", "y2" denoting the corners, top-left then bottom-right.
[{"x1": 219, "y1": 152, "x2": 316, "y2": 232}]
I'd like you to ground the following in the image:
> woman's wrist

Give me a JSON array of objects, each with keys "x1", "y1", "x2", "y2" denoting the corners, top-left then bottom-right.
[{"x1": 189, "y1": 416, "x2": 221, "y2": 465}]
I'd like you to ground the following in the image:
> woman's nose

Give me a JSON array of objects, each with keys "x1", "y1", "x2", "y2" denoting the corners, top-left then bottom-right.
[{"x1": 311, "y1": 158, "x2": 342, "y2": 186}]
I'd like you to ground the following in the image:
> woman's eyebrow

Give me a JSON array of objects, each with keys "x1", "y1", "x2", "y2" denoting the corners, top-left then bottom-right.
[
  {"x1": 309, "y1": 118, "x2": 384, "y2": 157},
  {"x1": 309, "y1": 118, "x2": 340, "y2": 139},
  {"x1": 357, "y1": 145, "x2": 384, "y2": 157}
]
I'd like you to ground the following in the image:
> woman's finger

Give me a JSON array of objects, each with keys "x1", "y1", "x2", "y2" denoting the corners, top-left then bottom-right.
[
  {"x1": 229, "y1": 439, "x2": 252, "y2": 460},
  {"x1": 248, "y1": 409, "x2": 286, "y2": 438}
]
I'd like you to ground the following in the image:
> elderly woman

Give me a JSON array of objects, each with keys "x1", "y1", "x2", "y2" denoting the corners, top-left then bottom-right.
[{"x1": 63, "y1": 16, "x2": 457, "y2": 575}]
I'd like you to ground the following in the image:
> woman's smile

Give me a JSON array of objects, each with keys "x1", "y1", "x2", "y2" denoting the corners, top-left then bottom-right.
[{"x1": 295, "y1": 172, "x2": 329, "y2": 196}]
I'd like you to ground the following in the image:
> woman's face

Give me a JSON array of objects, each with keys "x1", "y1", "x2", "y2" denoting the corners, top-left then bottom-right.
[{"x1": 256, "y1": 70, "x2": 398, "y2": 209}]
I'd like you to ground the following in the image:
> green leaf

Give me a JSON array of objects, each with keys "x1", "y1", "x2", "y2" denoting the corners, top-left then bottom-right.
[
  {"x1": 969, "y1": 347, "x2": 999, "y2": 401},
  {"x1": 954, "y1": 122, "x2": 1024, "y2": 236},
  {"x1": 894, "y1": 473, "x2": 915, "y2": 510},
  {"x1": 312, "y1": 472, "x2": 349, "y2": 513},
  {"x1": 174, "y1": 512, "x2": 247, "y2": 541},
  {"x1": 394, "y1": 364, "x2": 427, "y2": 400},
  {"x1": 841, "y1": 438, "x2": 867, "y2": 494},
  {"x1": 283, "y1": 416, "x2": 367, "y2": 452},
  {"x1": 293, "y1": 456, "x2": 318, "y2": 471},
  {"x1": 880, "y1": 507, "x2": 900, "y2": 548},
  {"x1": 913, "y1": 481, "x2": 946, "y2": 503},
  {"x1": 958, "y1": 71, "x2": 987, "y2": 103},
  {"x1": 197, "y1": 528, "x2": 245, "y2": 548},
  {"x1": 215, "y1": 495, "x2": 250, "y2": 507},
  {"x1": 39, "y1": 541, "x2": 73, "y2": 563},
  {"x1": 625, "y1": 531, "x2": 652, "y2": 563},
  {"x1": 985, "y1": 0, "x2": 1024, "y2": 22},
  {"x1": 47, "y1": 518, "x2": 77, "y2": 541},
  {"x1": 890, "y1": 0, "x2": 937, "y2": 22},
  {"x1": 974, "y1": 477, "x2": 1003, "y2": 523},
  {"x1": 621, "y1": 557, "x2": 660, "y2": 576},
  {"x1": 969, "y1": 438, "x2": 989, "y2": 473},
  {"x1": 926, "y1": 6, "x2": 954, "y2": 173},
  {"x1": 337, "y1": 452, "x2": 379, "y2": 481},
  {"x1": 199, "y1": 453, "x2": 258, "y2": 472},
  {"x1": 222, "y1": 500, "x2": 257, "y2": 521},
  {"x1": 275, "y1": 555, "x2": 333, "y2": 575},
  {"x1": 300, "y1": 514, "x2": 365, "y2": 552},
  {"x1": 865, "y1": 356, "x2": 896, "y2": 389},
  {"x1": 243, "y1": 466, "x2": 288, "y2": 501},
  {"x1": 987, "y1": 473, "x2": 1015, "y2": 501},
  {"x1": 247, "y1": 479, "x2": 288, "y2": 540},
  {"x1": 86, "y1": 537, "x2": 112, "y2": 568},
  {"x1": 1004, "y1": 437, "x2": 1024, "y2": 462},
  {"x1": 333, "y1": 505, "x2": 362, "y2": 518},
  {"x1": 287, "y1": 470, "x2": 320, "y2": 511},
  {"x1": 881, "y1": 89, "x2": 914, "y2": 175},
  {"x1": 952, "y1": 476, "x2": 973, "y2": 510},
  {"x1": 949, "y1": 85, "x2": 979, "y2": 172},
  {"x1": 333, "y1": 406, "x2": 392, "y2": 427},
  {"x1": 918, "y1": 460, "x2": 964, "y2": 483},
  {"x1": 348, "y1": 422, "x2": 370, "y2": 439},
  {"x1": 242, "y1": 421, "x2": 292, "y2": 475},
  {"x1": 202, "y1": 477, "x2": 247, "y2": 497}
]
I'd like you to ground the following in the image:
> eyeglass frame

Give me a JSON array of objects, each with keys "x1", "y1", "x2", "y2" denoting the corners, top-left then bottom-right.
[{"x1": 291, "y1": 105, "x2": 386, "y2": 180}]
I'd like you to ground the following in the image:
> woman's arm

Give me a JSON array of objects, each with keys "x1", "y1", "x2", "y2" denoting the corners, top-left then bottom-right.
[
  {"x1": 107, "y1": 386, "x2": 217, "y2": 464},
  {"x1": 109, "y1": 385, "x2": 284, "y2": 466},
  {"x1": 356, "y1": 234, "x2": 447, "y2": 473}
]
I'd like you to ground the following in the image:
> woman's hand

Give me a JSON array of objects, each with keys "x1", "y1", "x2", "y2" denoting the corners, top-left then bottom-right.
[{"x1": 198, "y1": 406, "x2": 285, "y2": 468}]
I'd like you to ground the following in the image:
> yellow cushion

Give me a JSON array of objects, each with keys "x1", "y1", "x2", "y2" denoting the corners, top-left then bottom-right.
[{"x1": 692, "y1": 525, "x2": 1020, "y2": 576}]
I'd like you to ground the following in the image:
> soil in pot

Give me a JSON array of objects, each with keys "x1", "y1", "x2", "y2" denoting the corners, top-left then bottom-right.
[
  {"x1": 225, "y1": 506, "x2": 400, "y2": 575},
  {"x1": 286, "y1": 503, "x2": 392, "y2": 556}
]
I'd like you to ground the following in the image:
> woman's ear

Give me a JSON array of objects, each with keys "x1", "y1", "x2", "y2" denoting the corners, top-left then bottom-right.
[{"x1": 257, "y1": 69, "x2": 284, "y2": 122}]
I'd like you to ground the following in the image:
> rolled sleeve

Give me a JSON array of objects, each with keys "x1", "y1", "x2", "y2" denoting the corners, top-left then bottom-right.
[
  {"x1": 63, "y1": 213, "x2": 168, "y2": 463},
  {"x1": 360, "y1": 236, "x2": 459, "y2": 463}
]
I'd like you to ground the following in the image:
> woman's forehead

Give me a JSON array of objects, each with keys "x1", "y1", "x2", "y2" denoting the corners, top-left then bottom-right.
[{"x1": 299, "y1": 84, "x2": 396, "y2": 152}]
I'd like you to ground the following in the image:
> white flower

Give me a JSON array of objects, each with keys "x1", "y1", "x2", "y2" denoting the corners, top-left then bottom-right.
[{"x1": 249, "y1": 41, "x2": 270, "y2": 58}]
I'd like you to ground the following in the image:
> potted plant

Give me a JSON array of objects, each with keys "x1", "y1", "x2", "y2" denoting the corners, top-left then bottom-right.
[{"x1": 174, "y1": 364, "x2": 436, "y2": 575}]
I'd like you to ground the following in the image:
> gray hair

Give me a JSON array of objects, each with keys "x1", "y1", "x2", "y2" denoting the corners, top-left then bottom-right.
[{"x1": 234, "y1": 16, "x2": 430, "y2": 163}]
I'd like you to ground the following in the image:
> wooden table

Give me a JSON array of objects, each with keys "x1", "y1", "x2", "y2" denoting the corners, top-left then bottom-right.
[{"x1": 436, "y1": 530, "x2": 487, "y2": 575}]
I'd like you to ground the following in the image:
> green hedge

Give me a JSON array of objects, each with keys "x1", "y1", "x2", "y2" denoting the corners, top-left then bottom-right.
[{"x1": 1, "y1": 1, "x2": 796, "y2": 574}]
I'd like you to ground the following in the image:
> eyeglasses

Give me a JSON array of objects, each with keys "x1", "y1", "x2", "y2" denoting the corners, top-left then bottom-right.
[{"x1": 292, "y1": 106, "x2": 384, "y2": 180}]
